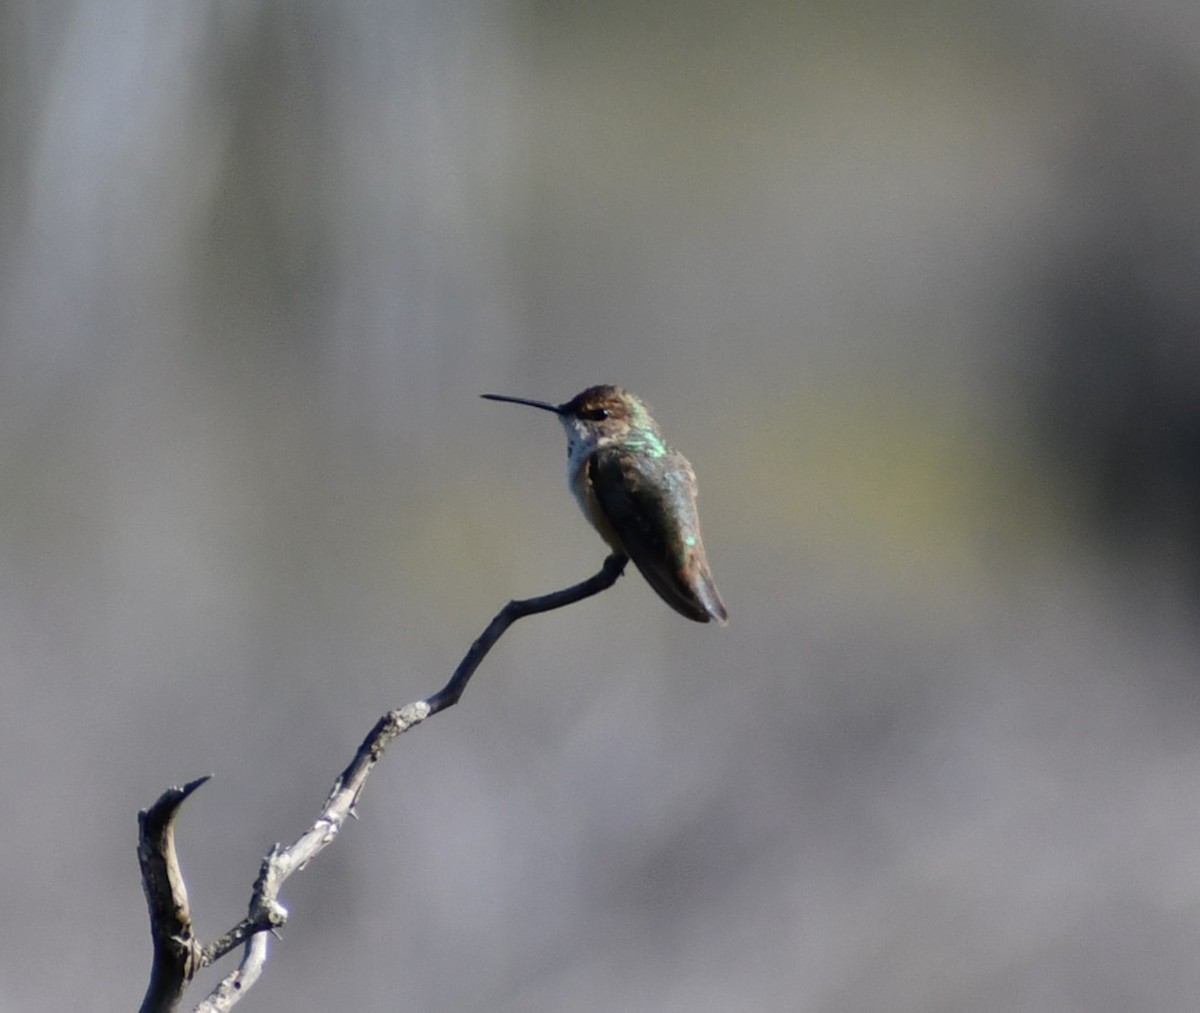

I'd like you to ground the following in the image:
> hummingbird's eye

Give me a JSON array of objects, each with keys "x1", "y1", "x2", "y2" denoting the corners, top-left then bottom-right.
[{"x1": 580, "y1": 407, "x2": 611, "y2": 421}]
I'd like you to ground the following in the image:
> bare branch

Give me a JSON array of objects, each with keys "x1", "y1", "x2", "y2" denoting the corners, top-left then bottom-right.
[
  {"x1": 425, "y1": 551, "x2": 628, "y2": 714},
  {"x1": 135, "y1": 554, "x2": 628, "y2": 1011}
]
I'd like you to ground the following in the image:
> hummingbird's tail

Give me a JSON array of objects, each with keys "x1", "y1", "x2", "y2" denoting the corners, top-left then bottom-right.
[
  {"x1": 693, "y1": 570, "x2": 728, "y2": 625},
  {"x1": 633, "y1": 554, "x2": 728, "y2": 625}
]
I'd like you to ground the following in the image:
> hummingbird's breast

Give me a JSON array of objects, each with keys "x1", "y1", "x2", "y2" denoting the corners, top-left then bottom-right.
[{"x1": 568, "y1": 449, "x2": 625, "y2": 552}]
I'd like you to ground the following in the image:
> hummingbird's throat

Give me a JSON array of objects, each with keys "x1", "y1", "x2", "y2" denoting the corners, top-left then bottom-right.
[{"x1": 563, "y1": 415, "x2": 602, "y2": 475}]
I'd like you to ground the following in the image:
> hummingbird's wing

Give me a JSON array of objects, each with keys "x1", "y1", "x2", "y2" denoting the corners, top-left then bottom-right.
[{"x1": 587, "y1": 447, "x2": 727, "y2": 624}]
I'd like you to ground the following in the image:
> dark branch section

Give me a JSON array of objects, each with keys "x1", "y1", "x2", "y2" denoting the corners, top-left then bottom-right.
[
  {"x1": 137, "y1": 775, "x2": 211, "y2": 1013},
  {"x1": 137, "y1": 554, "x2": 627, "y2": 1012}
]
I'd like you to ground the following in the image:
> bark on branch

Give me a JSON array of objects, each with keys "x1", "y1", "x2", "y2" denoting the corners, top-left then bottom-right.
[{"x1": 137, "y1": 553, "x2": 628, "y2": 1012}]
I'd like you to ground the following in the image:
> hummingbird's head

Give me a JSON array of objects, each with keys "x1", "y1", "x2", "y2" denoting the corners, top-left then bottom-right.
[
  {"x1": 559, "y1": 385, "x2": 651, "y2": 439},
  {"x1": 482, "y1": 385, "x2": 662, "y2": 467}
]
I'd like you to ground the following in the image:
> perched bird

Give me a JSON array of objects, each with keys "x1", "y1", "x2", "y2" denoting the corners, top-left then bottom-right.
[{"x1": 482, "y1": 385, "x2": 727, "y2": 624}]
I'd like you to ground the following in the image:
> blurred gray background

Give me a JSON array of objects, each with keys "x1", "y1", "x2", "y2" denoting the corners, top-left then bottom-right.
[{"x1": 2, "y1": 1, "x2": 1200, "y2": 1010}]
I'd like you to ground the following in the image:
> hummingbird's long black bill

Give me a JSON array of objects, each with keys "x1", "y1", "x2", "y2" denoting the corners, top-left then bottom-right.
[{"x1": 480, "y1": 393, "x2": 563, "y2": 414}]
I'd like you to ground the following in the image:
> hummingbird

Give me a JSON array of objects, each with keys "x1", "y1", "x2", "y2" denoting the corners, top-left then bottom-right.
[{"x1": 481, "y1": 385, "x2": 727, "y2": 625}]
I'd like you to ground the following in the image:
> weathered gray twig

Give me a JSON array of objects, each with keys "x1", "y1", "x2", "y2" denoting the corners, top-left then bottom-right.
[
  {"x1": 192, "y1": 702, "x2": 431, "y2": 1013},
  {"x1": 137, "y1": 554, "x2": 628, "y2": 1012}
]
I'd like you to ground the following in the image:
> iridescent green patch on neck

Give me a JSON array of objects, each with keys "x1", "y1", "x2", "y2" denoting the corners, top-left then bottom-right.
[{"x1": 623, "y1": 428, "x2": 668, "y2": 458}]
